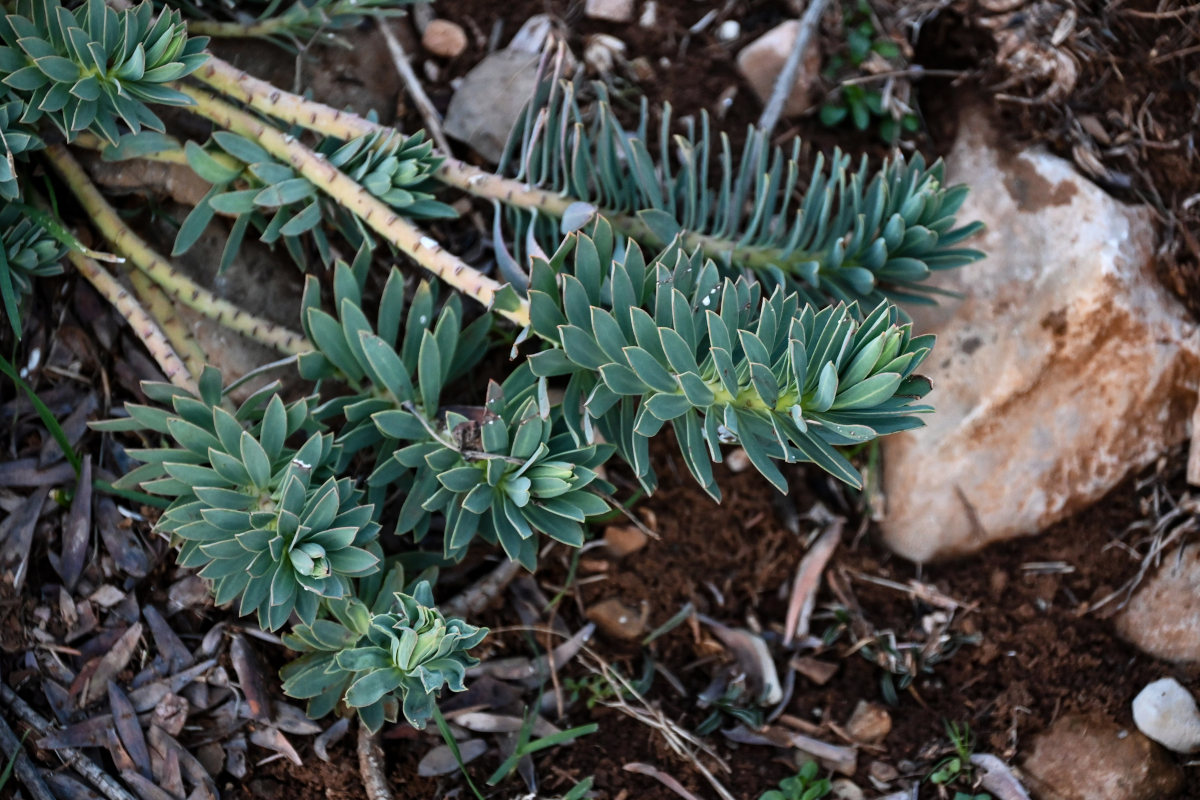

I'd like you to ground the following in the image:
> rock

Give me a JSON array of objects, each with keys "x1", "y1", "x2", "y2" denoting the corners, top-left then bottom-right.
[
  {"x1": 586, "y1": 598, "x2": 646, "y2": 641},
  {"x1": 868, "y1": 760, "x2": 898, "y2": 783},
  {"x1": 639, "y1": 1, "x2": 657, "y2": 28},
  {"x1": 1115, "y1": 544, "x2": 1200, "y2": 663},
  {"x1": 1021, "y1": 712, "x2": 1183, "y2": 800},
  {"x1": 725, "y1": 447, "x2": 752, "y2": 473},
  {"x1": 444, "y1": 48, "x2": 540, "y2": 163},
  {"x1": 844, "y1": 700, "x2": 891, "y2": 744},
  {"x1": 880, "y1": 110, "x2": 1200, "y2": 561},
  {"x1": 1132, "y1": 678, "x2": 1200, "y2": 753},
  {"x1": 829, "y1": 779, "x2": 864, "y2": 800},
  {"x1": 585, "y1": 0, "x2": 634, "y2": 23},
  {"x1": 421, "y1": 19, "x2": 468, "y2": 59},
  {"x1": 603, "y1": 524, "x2": 648, "y2": 557},
  {"x1": 735, "y1": 20, "x2": 823, "y2": 118}
]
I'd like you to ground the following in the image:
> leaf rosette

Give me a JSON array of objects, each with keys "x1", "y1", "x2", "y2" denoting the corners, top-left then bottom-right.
[
  {"x1": 0, "y1": 0, "x2": 209, "y2": 144},
  {"x1": 281, "y1": 568, "x2": 486, "y2": 732},
  {"x1": 96, "y1": 368, "x2": 382, "y2": 630}
]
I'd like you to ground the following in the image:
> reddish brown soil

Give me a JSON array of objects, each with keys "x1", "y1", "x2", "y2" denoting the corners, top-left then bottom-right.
[{"x1": 231, "y1": 440, "x2": 1200, "y2": 800}]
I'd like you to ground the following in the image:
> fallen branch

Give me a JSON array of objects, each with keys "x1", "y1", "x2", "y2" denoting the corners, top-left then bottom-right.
[
  {"x1": 0, "y1": 712, "x2": 55, "y2": 800},
  {"x1": 375, "y1": 15, "x2": 452, "y2": 154},
  {"x1": 0, "y1": 684, "x2": 137, "y2": 800},
  {"x1": 46, "y1": 145, "x2": 310, "y2": 357},
  {"x1": 757, "y1": 0, "x2": 831, "y2": 136},
  {"x1": 442, "y1": 559, "x2": 522, "y2": 620},
  {"x1": 68, "y1": 251, "x2": 199, "y2": 395},
  {"x1": 357, "y1": 721, "x2": 393, "y2": 800}
]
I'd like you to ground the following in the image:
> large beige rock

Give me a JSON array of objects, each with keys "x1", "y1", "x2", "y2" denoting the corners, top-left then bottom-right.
[
  {"x1": 1115, "y1": 543, "x2": 1200, "y2": 663},
  {"x1": 736, "y1": 20, "x2": 822, "y2": 117},
  {"x1": 1021, "y1": 712, "x2": 1183, "y2": 800},
  {"x1": 880, "y1": 113, "x2": 1200, "y2": 562}
]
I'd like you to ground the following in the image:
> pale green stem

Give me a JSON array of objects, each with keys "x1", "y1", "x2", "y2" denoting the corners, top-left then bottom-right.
[
  {"x1": 44, "y1": 144, "x2": 311, "y2": 356},
  {"x1": 177, "y1": 83, "x2": 530, "y2": 328},
  {"x1": 68, "y1": 251, "x2": 200, "y2": 395}
]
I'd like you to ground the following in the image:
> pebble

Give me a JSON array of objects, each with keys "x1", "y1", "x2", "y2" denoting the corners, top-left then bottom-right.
[
  {"x1": 421, "y1": 19, "x2": 468, "y2": 59},
  {"x1": 735, "y1": 20, "x2": 823, "y2": 117},
  {"x1": 830, "y1": 779, "x2": 865, "y2": 800},
  {"x1": 604, "y1": 524, "x2": 649, "y2": 557},
  {"x1": 585, "y1": 0, "x2": 635, "y2": 23},
  {"x1": 868, "y1": 760, "x2": 898, "y2": 783},
  {"x1": 586, "y1": 598, "x2": 646, "y2": 641},
  {"x1": 717, "y1": 20, "x2": 741, "y2": 42},
  {"x1": 639, "y1": 1, "x2": 658, "y2": 28},
  {"x1": 1132, "y1": 677, "x2": 1200, "y2": 753},
  {"x1": 1021, "y1": 712, "x2": 1183, "y2": 800},
  {"x1": 844, "y1": 700, "x2": 891, "y2": 745},
  {"x1": 725, "y1": 447, "x2": 752, "y2": 473},
  {"x1": 1115, "y1": 544, "x2": 1200, "y2": 663}
]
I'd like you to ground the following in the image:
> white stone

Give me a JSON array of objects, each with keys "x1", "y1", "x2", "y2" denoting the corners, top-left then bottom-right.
[
  {"x1": 880, "y1": 111, "x2": 1200, "y2": 561},
  {"x1": 585, "y1": 0, "x2": 634, "y2": 23},
  {"x1": 735, "y1": 20, "x2": 822, "y2": 117},
  {"x1": 717, "y1": 20, "x2": 741, "y2": 42},
  {"x1": 1132, "y1": 678, "x2": 1200, "y2": 753}
]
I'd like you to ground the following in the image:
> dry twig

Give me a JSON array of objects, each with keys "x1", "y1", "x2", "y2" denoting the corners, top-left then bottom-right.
[
  {"x1": 758, "y1": 0, "x2": 832, "y2": 136},
  {"x1": 784, "y1": 518, "x2": 843, "y2": 646},
  {"x1": 375, "y1": 16, "x2": 452, "y2": 154},
  {"x1": 357, "y1": 722, "x2": 393, "y2": 800}
]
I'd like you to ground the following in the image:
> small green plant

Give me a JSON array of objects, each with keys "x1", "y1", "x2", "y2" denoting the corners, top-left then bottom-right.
[
  {"x1": 819, "y1": 0, "x2": 919, "y2": 142},
  {"x1": 759, "y1": 761, "x2": 831, "y2": 800},
  {"x1": 928, "y1": 721, "x2": 991, "y2": 799}
]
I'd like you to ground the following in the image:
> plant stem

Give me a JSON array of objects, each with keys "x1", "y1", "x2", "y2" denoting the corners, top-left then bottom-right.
[
  {"x1": 44, "y1": 144, "x2": 311, "y2": 356},
  {"x1": 68, "y1": 251, "x2": 200, "y2": 395},
  {"x1": 189, "y1": 55, "x2": 832, "y2": 276},
  {"x1": 126, "y1": 269, "x2": 208, "y2": 382},
  {"x1": 177, "y1": 84, "x2": 530, "y2": 327},
  {"x1": 186, "y1": 16, "x2": 296, "y2": 39}
]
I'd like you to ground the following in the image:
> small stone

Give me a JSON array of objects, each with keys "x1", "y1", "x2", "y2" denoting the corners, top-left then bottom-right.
[
  {"x1": 716, "y1": 20, "x2": 741, "y2": 42},
  {"x1": 586, "y1": 598, "x2": 646, "y2": 641},
  {"x1": 639, "y1": 1, "x2": 657, "y2": 28},
  {"x1": 1132, "y1": 678, "x2": 1200, "y2": 753},
  {"x1": 844, "y1": 700, "x2": 891, "y2": 745},
  {"x1": 421, "y1": 19, "x2": 468, "y2": 59},
  {"x1": 604, "y1": 524, "x2": 648, "y2": 557},
  {"x1": 735, "y1": 21, "x2": 823, "y2": 117},
  {"x1": 829, "y1": 779, "x2": 864, "y2": 800},
  {"x1": 868, "y1": 760, "x2": 898, "y2": 783},
  {"x1": 725, "y1": 447, "x2": 752, "y2": 473},
  {"x1": 1021, "y1": 712, "x2": 1183, "y2": 800},
  {"x1": 1115, "y1": 544, "x2": 1200, "y2": 663},
  {"x1": 585, "y1": 0, "x2": 634, "y2": 23}
]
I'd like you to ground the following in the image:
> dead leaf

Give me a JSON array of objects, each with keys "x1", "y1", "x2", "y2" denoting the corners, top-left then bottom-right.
[
  {"x1": 230, "y1": 634, "x2": 271, "y2": 722},
  {"x1": 313, "y1": 717, "x2": 351, "y2": 762},
  {"x1": 151, "y1": 693, "x2": 189, "y2": 738},
  {"x1": 249, "y1": 727, "x2": 302, "y2": 766},
  {"x1": 59, "y1": 456, "x2": 92, "y2": 590},
  {"x1": 0, "y1": 486, "x2": 48, "y2": 590},
  {"x1": 108, "y1": 681, "x2": 152, "y2": 779},
  {"x1": 697, "y1": 615, "x2": 782, "y2": 705},
  {"x1": 78, "y1": 623, "x2": 143, "y2": 706},
  {"x1": 418, "y1": 739, "x2": 488, "y2": 776}
]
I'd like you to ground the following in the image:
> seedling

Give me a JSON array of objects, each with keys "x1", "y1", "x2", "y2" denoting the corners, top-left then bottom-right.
[
  {"x1": 928, "y1": 721, "x2": 992, "y2": 799},
  {"x1": 819, "y1": 0, "x2": 920, "y2": 142},
  {"x1": 759, "y1": 761, "x2": 831, "y2": 800}
]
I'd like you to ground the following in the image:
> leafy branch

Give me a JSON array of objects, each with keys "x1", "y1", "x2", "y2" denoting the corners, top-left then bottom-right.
[{"x1": 0, "y1": 0, "x2": 986, "y2": 744}]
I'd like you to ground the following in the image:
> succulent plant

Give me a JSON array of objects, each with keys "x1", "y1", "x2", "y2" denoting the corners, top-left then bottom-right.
[
  {"x1": 0, "y1": 204, "x2": 64, "y2": 337},
  {"x1": 281, "y1": 567, "x2": 486, "y2": 732},
  {"x1": 0, "y1": 0, "x2": 209, "y2": 144},
  {"x1": 96, "y1": 368, "x2": 382, "y2": 630}
]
